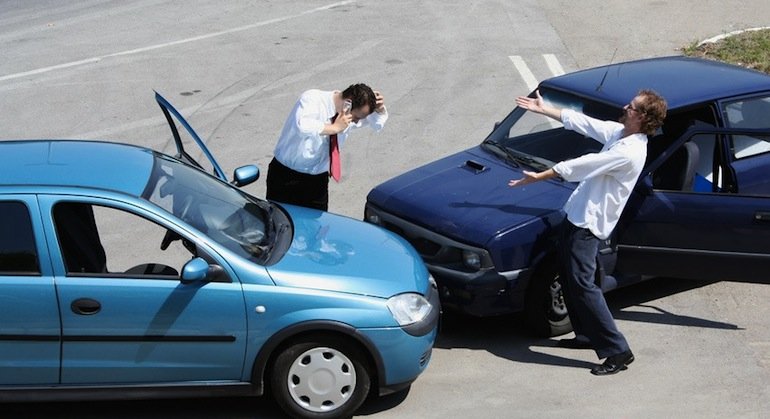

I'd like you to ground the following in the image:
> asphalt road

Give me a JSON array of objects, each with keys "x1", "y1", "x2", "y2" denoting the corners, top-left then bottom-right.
[{"x1": 3, "y1": 1, "x2": 770, "y2": 418}]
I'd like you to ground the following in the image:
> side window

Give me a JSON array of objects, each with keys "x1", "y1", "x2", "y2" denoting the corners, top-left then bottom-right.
[
  {"x1": 53, "y1": 202, "x2": 196, "y2": 278},
  {"x1": 725, "y1": 96, "x2": 770, "y2": 129},
  {"x1": 0, "y1": 201, "x2": 40, "y2": 275},
  {"x1": 724, "y1": 96, "x2": 770, "y2": 159}
]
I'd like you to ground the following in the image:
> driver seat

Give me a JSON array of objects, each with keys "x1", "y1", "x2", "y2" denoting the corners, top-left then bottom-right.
[{"x1": 653, "y1": 142, "x2": 700, "y2": 191}]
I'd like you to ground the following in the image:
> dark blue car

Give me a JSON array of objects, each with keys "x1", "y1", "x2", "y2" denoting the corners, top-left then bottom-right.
[{"x1": 365, "y1": 56, "x2": 770, "y2": 336}]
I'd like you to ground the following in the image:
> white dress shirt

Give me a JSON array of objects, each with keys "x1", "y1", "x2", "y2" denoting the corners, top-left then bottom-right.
[
  {"x1": 551, "y1": 109, "x2": 648, "y2": 240},
  {"x1": 273, "y1": 89, "x2": 388, "y2": 175}
]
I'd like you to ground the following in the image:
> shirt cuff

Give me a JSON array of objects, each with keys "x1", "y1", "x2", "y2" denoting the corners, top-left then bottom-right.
[{"x1": 552, "y1": 161, "x2": 571, "y2": 179}]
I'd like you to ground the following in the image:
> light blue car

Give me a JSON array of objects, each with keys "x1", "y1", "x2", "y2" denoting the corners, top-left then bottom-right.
[{"x1": 0, "y1": 93, "x2": 439, "y2": 419}]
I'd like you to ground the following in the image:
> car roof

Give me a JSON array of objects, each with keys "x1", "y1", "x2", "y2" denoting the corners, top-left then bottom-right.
[
  {"x1": 0, "y1": 140, "x2": 155, "y2": 196},
  {"x1": 540, "y1": 56, "x2": 770, "y2": 110}
]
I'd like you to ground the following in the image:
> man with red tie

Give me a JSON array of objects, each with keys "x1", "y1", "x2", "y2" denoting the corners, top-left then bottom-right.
[{"x1": 266, "y1": 83, "x2": 387, "y2": 211}]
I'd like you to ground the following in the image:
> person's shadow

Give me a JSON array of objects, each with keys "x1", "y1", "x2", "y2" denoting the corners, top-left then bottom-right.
[{"x1": 432, "y1": 276, "x2": 741, "y2": 369}]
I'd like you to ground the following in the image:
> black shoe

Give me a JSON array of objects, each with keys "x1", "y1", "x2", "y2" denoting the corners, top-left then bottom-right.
[
  {"x1": 556, "y1": 338, "x2": 592, "y2": 349},
  {"x1": 590, "y1": 350, "x2": 634, "y2": 376}
]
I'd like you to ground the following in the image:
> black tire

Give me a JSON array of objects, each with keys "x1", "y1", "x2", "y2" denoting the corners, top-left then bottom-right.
[
  {"x1": 270, "y1": 336, "x2": 371, "y2": 419},
  {"x1": 524, "y1": 263, "x2": 573, "y2": 337}
]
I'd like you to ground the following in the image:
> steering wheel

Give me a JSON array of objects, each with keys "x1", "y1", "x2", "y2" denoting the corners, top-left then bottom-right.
[
  {"x1": 160, "y1": 229, "x2": 182, "y2": 250},
  {"x1": 160, "y1": 196, "x2": 194, "y2": 250}
]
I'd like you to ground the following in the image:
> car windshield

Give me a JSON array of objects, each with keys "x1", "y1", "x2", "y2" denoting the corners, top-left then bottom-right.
[
  {"x1": 142, "y1": 154, "x2": 273, "y2": 263},
  {"x1": 482, "y1": 87, "x2": 621, "y2": 170}
]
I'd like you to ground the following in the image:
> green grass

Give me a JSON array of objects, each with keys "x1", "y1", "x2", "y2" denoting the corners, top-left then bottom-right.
[{"x1": 682, "y1": 28, "x2": 770, "y2": 74}]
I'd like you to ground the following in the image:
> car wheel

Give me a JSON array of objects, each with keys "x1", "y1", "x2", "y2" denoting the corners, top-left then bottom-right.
[
  {"x1": 524, "y1": 264, "x2": 572, "y2": 337},
  {"x1": 270, "y1": 336, "x2": 371, "y2": 419}
]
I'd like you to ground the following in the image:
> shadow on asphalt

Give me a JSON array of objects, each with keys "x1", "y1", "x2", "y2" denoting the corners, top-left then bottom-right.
[
  {"x1": 3, "y1": 396, "x2": 288, "y2": 418},
  {"x1": 5, "y1": 388, "x2": 408, "y2": 419},
  {"x1": 5, "y1": 380, "x2": 409, "y2": 419},
  {"x1": 433, "y1": 276, "x2": 740, "y2": 369},
  {"x1": 5, "y1": 278, "x2": 739, "y2": 418}
]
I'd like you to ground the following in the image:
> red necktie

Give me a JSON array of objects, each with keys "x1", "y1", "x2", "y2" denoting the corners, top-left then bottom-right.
[{"x1": 329, "y1": 114, "x2": 341, "y2": 182}]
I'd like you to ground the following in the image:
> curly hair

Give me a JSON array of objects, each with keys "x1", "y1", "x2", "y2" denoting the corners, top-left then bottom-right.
[
  {"x1": 636, "y1": 89, "x2": 667, "y2": 136},
  {"x1": 342, "y1": 83, "x2": 377, "y2": 113}
]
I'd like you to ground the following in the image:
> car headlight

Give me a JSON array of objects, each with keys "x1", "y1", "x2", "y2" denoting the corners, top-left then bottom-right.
[
  {"x1": 386, "y1": 293, "x2": 432, "y2": 326},
  {"x1": 462, "y1": 249, "x2": 482, "y2": 270}
]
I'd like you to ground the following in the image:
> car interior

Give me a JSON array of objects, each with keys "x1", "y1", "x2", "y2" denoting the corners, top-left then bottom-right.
[
  {"x1": 648, "y1": 106, "x2": 720, "y2": 193},
  {"x1": 53, "y1": 202, "x2": 181, "y2": 277}
]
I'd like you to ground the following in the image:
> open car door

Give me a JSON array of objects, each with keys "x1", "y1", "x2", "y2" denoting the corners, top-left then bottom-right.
[
  {"x1": 155, "y1": 92, "x2": 228, "y2": 182},
  {"x1": 155, "y1": 92, "x2": 258, "y2": 187}
]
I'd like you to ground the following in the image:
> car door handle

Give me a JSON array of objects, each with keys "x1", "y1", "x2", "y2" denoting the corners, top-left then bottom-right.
[
  {"x1": 71, "y1": 298, "x2": 101, "y2": 315},
  {"x1": 754, "y1": 212, "x2": 770, "y2": 222}
]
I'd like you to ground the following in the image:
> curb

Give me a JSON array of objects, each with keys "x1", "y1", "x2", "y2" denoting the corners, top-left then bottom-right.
[{"x1": 698, "y1": 26, "x2": 770, "y2": 46}]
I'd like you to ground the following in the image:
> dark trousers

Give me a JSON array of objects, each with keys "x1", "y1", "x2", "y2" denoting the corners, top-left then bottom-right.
[
  {"x1": 559, "y1": 222, "x2": 629, "y2": 359},
  {"x1": 266, "y1": 158, "x2": 329, "y2": 211}
]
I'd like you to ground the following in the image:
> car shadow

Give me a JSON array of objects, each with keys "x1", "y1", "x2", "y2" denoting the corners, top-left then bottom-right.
[
  {"x1": 433, "y1": 276, "x2": 741, "y2": 369},
  {"x1": 355, "y1": 386, "x2": 411, "y2": 416},
  {"x1": 3, "y1": 396, "x2": 289, "y2": 418}
]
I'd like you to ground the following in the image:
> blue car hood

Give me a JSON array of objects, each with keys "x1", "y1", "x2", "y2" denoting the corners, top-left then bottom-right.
[
  {"x1": 368, "y1": 146, "x2": 574, "y2": 246},
  {"x1": 266, "y1": 205, "x2": 429, "y2": 298}
]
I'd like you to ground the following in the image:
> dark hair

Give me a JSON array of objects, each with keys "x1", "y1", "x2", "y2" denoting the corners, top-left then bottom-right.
[
  {"x1": 342, "y1": 83, "x2": 377, "y2": 113},
  {"x1": 637, "y1": 89, "x2": 667, "y2": 136}
]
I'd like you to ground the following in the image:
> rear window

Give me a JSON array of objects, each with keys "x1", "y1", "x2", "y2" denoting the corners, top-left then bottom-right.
[{"x1": 0, "y1": 201, "x2": 40, "y2": 275}]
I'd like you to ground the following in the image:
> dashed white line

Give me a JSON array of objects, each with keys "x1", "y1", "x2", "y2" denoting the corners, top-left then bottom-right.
[
  {"x1": 0, "y1": 0, "x2": 357, "y2": 83},
  {"x1": 543, "y1": 54, "x2": 565, "y2": 76},
  {"x1": 509, "y1": 54, "x2": 566, "y2": 90},
  {"x1": 510, "y1": 54, "x2": 566, "y2": 127},
  {"x1": 509, "y1": 55, "x2": 539, "y2": 92}
]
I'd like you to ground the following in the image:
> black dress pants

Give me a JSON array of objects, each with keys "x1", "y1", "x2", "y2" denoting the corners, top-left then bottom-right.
[{"x1": 266, "y1": 158, "x2": 329, "y2": 211}]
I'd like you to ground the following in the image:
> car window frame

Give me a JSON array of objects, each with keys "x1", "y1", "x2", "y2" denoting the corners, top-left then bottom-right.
[
  {"x1": 720, "y1": 92, "x2": 770, "y2": 162},
  {"x1": 41, "y1": 194, "x2": 234, "y2": 283}
]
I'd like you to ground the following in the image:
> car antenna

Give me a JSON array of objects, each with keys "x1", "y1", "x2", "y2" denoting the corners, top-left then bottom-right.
[{"x1": 596, "y1": 48, "x2": 618, "y2": 92}]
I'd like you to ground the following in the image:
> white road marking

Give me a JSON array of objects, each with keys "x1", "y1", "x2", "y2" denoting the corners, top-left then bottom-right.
[
  {"x1": 509, "y1": 54, "x2": 566, "y2": 89},
  {"x1": 543, "y1": 54, "x2": 565, "y2": 76},
  {"x1": 509, "y1": 54, "x2": 567, "y2": 128},
  {"x1": 0, "y1": 0, "x2": 357, "y2": 83},
  {"x1": 509, "y1": 55, "x2": 539, "y2": 92}
]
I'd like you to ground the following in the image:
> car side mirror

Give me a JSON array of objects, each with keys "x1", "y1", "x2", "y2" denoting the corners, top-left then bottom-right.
[
  {"x1": 181, "y1": 257, "x2": 224, "y2": 283},
  {"x1": 232, "y1": 165, "x2": 259, "y2": 187}
]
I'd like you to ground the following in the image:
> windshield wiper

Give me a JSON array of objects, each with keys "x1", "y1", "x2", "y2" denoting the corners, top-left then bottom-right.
[
  {"x1": 482, "y1": 140, "x2": 520, "y2": 167},
  {"x1": 483, "y1": 140, "x2": 552, "y2": 171},
  {"x1": 508, "y1": 150, "x2": 537, "y2": 166}
]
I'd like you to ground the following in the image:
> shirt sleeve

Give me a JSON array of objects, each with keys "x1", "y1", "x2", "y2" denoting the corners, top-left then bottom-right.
[
  {"x1": 552, "y1": 147, "x2": 633, "y2": 182},
  {"x1": 294, "y1": 91, "x2": 327, "y2": 135},
  {"x1": 561, "y1": 109, "x2": 623, "y2": 145},
  {"x1": 355, "y1": 106, "x2": 389, "y2": 132}
]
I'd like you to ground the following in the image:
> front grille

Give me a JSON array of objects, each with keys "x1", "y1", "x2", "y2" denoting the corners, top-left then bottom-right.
[
  {"x1": 367, "y1": 204, "x2": 493, "y2": 271},
  {"x1": 409, "y1": 237, "x2": 442, "y2": 257},
  {"x1": 383, "y1": 221, "x2": 442, "y2": 258}
]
